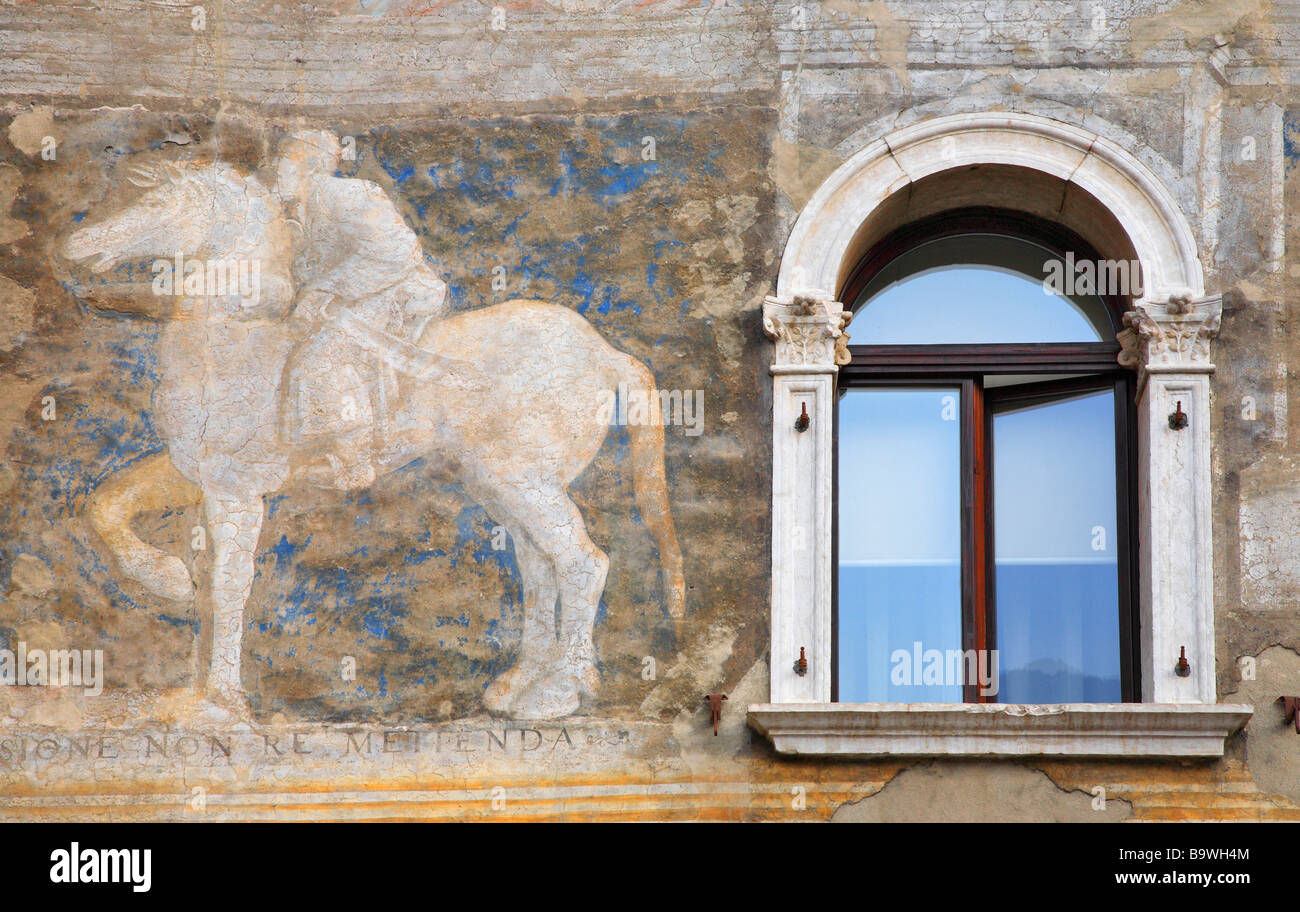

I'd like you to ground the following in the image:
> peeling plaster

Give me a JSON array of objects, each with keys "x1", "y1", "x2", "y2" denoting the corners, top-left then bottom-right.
[
  {"x1": 1222, "y1": 645, "x2": 1300, "y2": 807},
  {"x1": 832, "y1": 761, "x2": 1134, "y2": 823}
]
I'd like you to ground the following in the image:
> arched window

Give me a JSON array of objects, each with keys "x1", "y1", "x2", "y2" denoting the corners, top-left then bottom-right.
[
  {"x1": 834, "y1": 209, "x2": 1137, "y2": 704},
  {"x1": 752, "y1": 113, "x2": 1248, "y2": 759}
]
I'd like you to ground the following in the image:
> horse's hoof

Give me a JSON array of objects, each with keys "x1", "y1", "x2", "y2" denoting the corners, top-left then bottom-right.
[
  {"x1": 509, "y1": 674, "x2": 581, "y2": 721},
  {"x1": 482, "y1": 676, "x2": 517, "y2": 716},
  {"x1": 575, "y1": 661, "x2": 599, "y2": 700},
  {"x1": 666, "y1": 578, "x2": 686, "y2": 622},
  {"x1": 121, "y1": 551, "x2": 194, "y2": 601},
  {"x1": 180, "y1": 692, "x2": 252, "y2": 728},
  {"x1": 555, "y1": 639, "x2": 599, "y2": 699},
  {"x1": 206, "y1": 680, "x2": 252, "y2": 712},
  {"x1": 483, "y1": 662, "x2": 537, "y2": 715}
]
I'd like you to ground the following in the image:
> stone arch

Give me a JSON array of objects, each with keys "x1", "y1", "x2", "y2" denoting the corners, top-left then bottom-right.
[{"x1": 775, "y1": 111, "x2": 1205, "y2": 310}]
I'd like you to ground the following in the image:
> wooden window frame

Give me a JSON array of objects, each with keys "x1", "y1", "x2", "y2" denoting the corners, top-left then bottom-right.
[{"x1": 831, "y1": 209, "x2": 1141, "y2": 704}]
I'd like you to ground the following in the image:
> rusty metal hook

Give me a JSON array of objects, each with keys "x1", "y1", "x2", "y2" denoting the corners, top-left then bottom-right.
[
  {"x1": 795, "y1": 402, "x2": 810, "y2": 432},
  {"x1": 1282, "y1": 697, "x2": 1300, "y2": 734},
  {"x1": 1175, "y1": 646, "x2": 1190, "y2": 677},
  {"x1": 1169, "y1": 400, "x2": 1188, "y2": 430},
  {"x1": 794, "y1": 646, "x2": 808, "y2": 676},
  {"x1": 704, "y1": 693, "x2": 728, "y2": 735}
]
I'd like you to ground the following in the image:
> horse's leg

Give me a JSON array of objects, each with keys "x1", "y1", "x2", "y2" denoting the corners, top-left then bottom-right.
[
  {"x1": 457, "y1": 467, "x2": 601, "y2": 720},
  {"x1": 203, "y1": 491, "x2": 265, "y2": 706},
  {"x1": 89, "y1": 451, "x2": 201, "y2": 601},
  {"x1": 482, "y1": 532, "x2": 558, "y2": 716},
  {"x1": 455, "y1": 471, "x2": 559, "y2": 713},
  {"x1": 549, "y1": 494, "x2": 608, "y2": 704},
  {"x1": 494, "y1": 484, "x2": 607, "y2": 720}
]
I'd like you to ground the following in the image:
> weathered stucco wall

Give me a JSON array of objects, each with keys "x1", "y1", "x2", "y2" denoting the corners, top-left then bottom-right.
[{"x1": 1, "y1": 0, "x2": 1299, "y2": 821}]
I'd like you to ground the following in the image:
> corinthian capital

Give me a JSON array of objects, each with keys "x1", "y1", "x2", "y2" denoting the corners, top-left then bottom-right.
[
  {"x1": 1117, "y1": 293, "x2": 1223, "y2": 395},
  {"x1": 762, "y1": 291, "x2": 852, "y2": 373}
]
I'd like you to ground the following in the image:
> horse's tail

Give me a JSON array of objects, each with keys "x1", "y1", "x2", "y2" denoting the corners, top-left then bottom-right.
[{"x1": 617, "y1": 355, "x2": 686, "y2": 624}]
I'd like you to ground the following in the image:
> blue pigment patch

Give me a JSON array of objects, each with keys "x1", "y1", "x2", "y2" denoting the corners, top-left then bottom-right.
[
  {"x1": 269, "y1": 534, "x2": 311, "y2": 569},
  {"x1": 593, "y1": 160, "x2": 660, "y2": 200},
  {"x1": 1284, "y1": 110, "x2": 1300, "y2": 175}
]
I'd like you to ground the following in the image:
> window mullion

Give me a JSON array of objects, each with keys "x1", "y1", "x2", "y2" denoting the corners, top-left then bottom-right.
[
  {"x1": 1114, "y1": 375, "x2": 1139, "y2": 702},
  {"x1": 960, "y1": 377, "x2": 992, "y2": 703},
  {"x1": 979, "y1": 379, "x2": 997, "y2": 703}
]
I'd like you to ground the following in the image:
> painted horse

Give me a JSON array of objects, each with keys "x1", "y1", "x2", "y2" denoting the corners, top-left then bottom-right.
[{"x1": 60, "y1": 159, "x2": 684, "y2": 720}]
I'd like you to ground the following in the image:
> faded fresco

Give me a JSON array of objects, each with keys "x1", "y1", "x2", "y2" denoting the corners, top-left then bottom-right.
[
  {"x1": 62, "y1": 129, "x2": 686, "y2": 723},
  {"x1": 0, "y1": 109, "x2": 774, "y2": 740}
]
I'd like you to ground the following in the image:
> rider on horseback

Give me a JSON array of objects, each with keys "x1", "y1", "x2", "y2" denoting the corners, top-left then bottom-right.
[{"x1": 273, "y1": 129, "x2": 448, "y2": 490}]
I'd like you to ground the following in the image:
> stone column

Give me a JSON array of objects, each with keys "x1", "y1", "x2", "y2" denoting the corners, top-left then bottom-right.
[
  {"x1": 763, "y1": 292, "x2": 851, "y2": 703},
  {"x1": 1118, "y1": 294, "x2": 1223, "y2": 704}
]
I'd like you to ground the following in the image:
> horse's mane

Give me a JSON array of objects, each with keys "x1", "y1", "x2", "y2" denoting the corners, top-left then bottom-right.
[
  {"x1": 123, "y1": 156, "x2": 289, "y2": 268},
  {"x1": 128, "y1": 157, "x2": 273, "y2": 207}
]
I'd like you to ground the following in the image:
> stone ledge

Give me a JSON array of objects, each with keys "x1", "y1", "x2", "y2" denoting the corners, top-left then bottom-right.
[{"x1": 747, "y1": 703, "x2": 1254, "y2": 759}]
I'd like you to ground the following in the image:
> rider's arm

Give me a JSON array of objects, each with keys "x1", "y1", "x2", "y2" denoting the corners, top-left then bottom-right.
[{"x1": 300, "y1": 181, "x2": 423, "y2": 300}]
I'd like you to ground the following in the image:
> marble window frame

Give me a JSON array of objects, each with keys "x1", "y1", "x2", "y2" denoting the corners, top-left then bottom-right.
[{"x1": 748, "y1": 112, "x2": 1251, "y2": 758}]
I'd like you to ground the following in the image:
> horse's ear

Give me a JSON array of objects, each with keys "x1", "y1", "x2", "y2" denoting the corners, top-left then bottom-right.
[{"x1": 126, "y1": 165, "x2": 158, "y2": 188}]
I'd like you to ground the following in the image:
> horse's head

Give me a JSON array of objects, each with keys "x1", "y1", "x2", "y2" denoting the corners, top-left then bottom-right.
[
  {"x1": 59, "y1": 159, "x2": 293, "y2": 316},
  {"x1": 63, "y1": 160, "x2": 224, "y2": 275}
]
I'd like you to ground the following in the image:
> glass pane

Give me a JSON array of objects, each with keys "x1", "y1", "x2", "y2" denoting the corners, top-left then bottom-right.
[
  {"x1": 853, "y1": 234, "x2": 1112, "y2": 344},
  {"x1": 838, "y1": 388, "x2": 962, "y2": 702},
  {"x1": 992, "y1": 388, "x2": 1122, "y2": 702}
]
